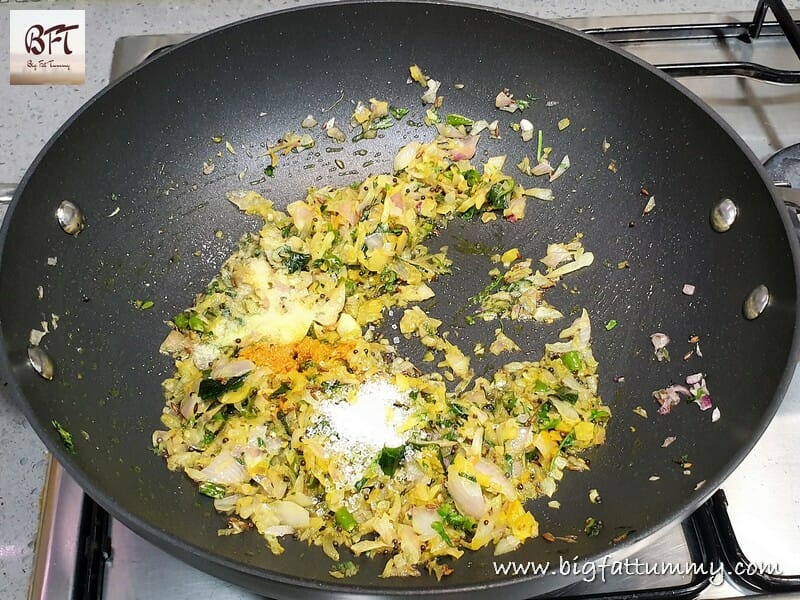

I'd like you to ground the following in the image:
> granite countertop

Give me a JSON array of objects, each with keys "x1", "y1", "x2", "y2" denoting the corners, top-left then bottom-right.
[{"x1": 1, "y1": 1, "x2": 797, "y2": 598}]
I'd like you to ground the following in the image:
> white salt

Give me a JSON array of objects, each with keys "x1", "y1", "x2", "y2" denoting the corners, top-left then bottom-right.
[{"x1": 312, "y1": 377, "x2": 410, "y2": 488}]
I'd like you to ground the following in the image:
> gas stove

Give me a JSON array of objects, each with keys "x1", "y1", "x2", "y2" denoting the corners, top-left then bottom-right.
[{"x1": 24, "y1": 5, "x2": 800, "y2": 600}]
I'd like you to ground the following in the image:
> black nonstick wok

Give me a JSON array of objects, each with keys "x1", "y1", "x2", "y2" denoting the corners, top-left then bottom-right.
[{"x1": 1, "y1": 2, "x2": 798, "y2": 598}]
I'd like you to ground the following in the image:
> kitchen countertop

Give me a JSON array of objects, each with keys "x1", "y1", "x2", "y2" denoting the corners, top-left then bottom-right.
[{"x1": 1, "y1": 1, "x2": 799, "y2": 598}]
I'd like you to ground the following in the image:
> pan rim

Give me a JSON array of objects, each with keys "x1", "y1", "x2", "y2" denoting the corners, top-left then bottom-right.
[{"x1": 1, "y1": 0, "x2": 798, "y2": 596}]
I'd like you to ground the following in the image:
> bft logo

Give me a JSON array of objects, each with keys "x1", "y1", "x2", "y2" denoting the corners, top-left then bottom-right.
[
  {"x1": 9, "y1": 10, "x2": 85, "y2": 85},
  {"x1": 25, "y1": 23, "x2": 80, "y2": 56}
]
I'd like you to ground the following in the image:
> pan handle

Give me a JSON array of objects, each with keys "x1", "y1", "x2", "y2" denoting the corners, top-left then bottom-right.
[
  {"x1": 656, "y1": 62, "x2": 800, "y2": 83},
  {"x1": 776, "y1": 187, "x2": 800, "y2": 238}
]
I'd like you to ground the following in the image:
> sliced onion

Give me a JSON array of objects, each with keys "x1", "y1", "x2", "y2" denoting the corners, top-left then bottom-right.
[
  {"x1": 550, "y1": 398, "x2": 580, "y2": 424},
  {"x1": 549, "y1": 252, "x2": 594, "y2": 278},
  {"x1": 540, "y1": 244, "x2": 571, "y2": 269},
  {"x1": 211, "y1": 359, "x2": 254, "y2": 380},
  {"x1": 686, "y1": 372, "x2": 703, "y2": 385},
  {"x1": 411, "y1": 507, "x2": 440, "y2": 538},
  {"x1": 524, "y1": 187, "x2": 554, "y2": 201},
  {"x1": 447, "y1": 466, "x2": 486, "y2": 519},
  {"x1": 160, "y1": 329, "x2": 188, "y2": 354},
  {"x1": 213, "y1": 494, "x2": 240, "y2": 513},
  {"x1": 179, "y1": 394, "x2": 201, "y2": 420},
  {"x1": 651, "y1": 333, "x2": 670, "y2": 351},
  {"x1": 364, "y1": 232, "x2": 385, "y2": 251},
  {"x1": 653, "y1": 385, "x2": 689, "y2": 415},
  {"x1": 421, "y1": 78, "x2": 441, "y2": 104},
  {"x1": 197, "y1": 451, "x2": 248, "y2": 485},
  {"x1": 436, "y1": 123, "x2": 466, "y2": 138},
  {"x1": 507, "y1": 426, "x2": 532, "y2": 454},
  {"x1": 474, "y1": 458, "x2": 517, "y2": 499},
  {"x1": 394, "y1": 142, "x2": 421, "y2": 172},
  {"x1": 519, "y1": 119, "x2": 534, "y2": 142},
  {"x1": 449, "y1": 135, "x2": 479, "y2": 161},
  {"x1": 270, "y1": 501, "x2": 310, "y2": 528},
  {"x1": 287, "y1": 200, "x2": 316, "y2": 232},
  {"x1": 263, "y1": 525, "x2": 294, "y2": 537},
  {"x1": 559, "y1": 309, "x2": 592, "y2": 345},
  {"x1": 470, "y1": 120, "x2": 489, "y2": 135},
  {"x1": 531, "y1": 159, "x2": 552, "y2": 176},
  {"x1": 494, "y1": 535, "x2": 521, "y2": 555}
]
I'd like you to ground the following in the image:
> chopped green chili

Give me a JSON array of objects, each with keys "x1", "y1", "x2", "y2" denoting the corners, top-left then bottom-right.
[
  {"x1": 445, "y1": 114, "x2": 474, "y2": 127},
  {"x1": 561, "y1": 351, "x2": 583, "y2": 372},
  {"x1": 334, "y1": 506, "x2": 358, "y2": 532},
  {"x1": 198, "y1": 481, "x2": 226, "y2": 499}
]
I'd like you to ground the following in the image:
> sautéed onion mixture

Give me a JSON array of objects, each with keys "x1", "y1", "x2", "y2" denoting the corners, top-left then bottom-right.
[{"x1": 153, "y1": 139, "x2": 609, "y2": 578}]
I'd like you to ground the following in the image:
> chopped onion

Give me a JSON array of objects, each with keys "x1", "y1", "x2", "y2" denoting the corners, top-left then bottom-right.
[
  {"x1": 682, "y1": 284, "x2": 696, "y2": 296},
  {"x1": 650, "y1": 332, "x2": 670, "y2": 362},
  {"x1": 695, "y1": 394, "x2": 713, "y2": 411},
  {"x1": 326, "y1": 126, "x2": 346, "y2": 143},
  {"x1": 540, "y1": 244, "x2": 571, "y2": 269},
  {"x1": 524, "y1": 187, "x2": 554, "y2": 201},
  {"x1": 191, "y1": 451, "x2": 248, "y2": 485},
  {"x1": 394, "y1": 141, "x2": 421, "y2": 172},
  {"x1": 301, "y1": 114, "x2": 317, "y2": 128},
  {"x1": 558, "y1": 308, "x2": 592, "y2": 346},
  {"x1": 494, "y1": 535, "x2": 521, "y2": 555},
  {"x1": 653, "y1": 385, "x2": 689, "y2": 415},
  {"x1": 446, "y1": 466, "x2": 486, "y2": 519},
  {"x1": 271, "y1": 501, "x2": 310, "y2": 528},
  {"x1": 549, "y1": 155, "x2": 570, "y2": 182},
  {"x1": 519, "y1": 119, "x2": 534, "y2": 142},
  {"x1": 211, "y1": 359, "x2": 254, "y2": 380},
  {"x1": 550, "y1": 397, "x2": 580, "y2": 423},
  {"x1": 549, "y1": 252, "x2": 594, "y2": 278},
  {"x1": 411, "y1": 507, "x2": 440, "y2": 538},
  {"x1": 475, "y1": 458, "x2": 517, "y2": 498},
  {"x1": 449, "y1": 135, "x2": 480, "y2": 161},
  {"x1": 686, "y1": 372, "x2": 703, "y2": 385},
  {"x1": 214, "y1": 494, "x2": 240, "y2": 513},
  {"x1": 179, "y1": 394, "x2": 201, "y2": 420},
  {"x1": 711, "y1": 407, "x2": 721, "y2": 422},
  {"x1": 364, "y1": 232, "x2": 385, "y2": 251},
  {"x1": 508, "y1": 427, "x2": 532, "y2": 454},
  {"x1": 435, "y1": 123, "x2": 466, "y2": 138},
  {"x1": 661, "y1": 436, "x2": 677, "y2": 448},
  {"x1": 531, "y1": 159, "x2": 552, "y2": 176},
  {"x1": 264, "y1": 525, "x2": 295, "y2": 537},
  {"x1": 650, "y1": 333, "x2": 670, "y2": 351},
  {"x1": 160, "y1": 330, "x2": 188, "y2": 354},
  {"x1": 421, "y1": 79, "x2": 441, "y2": 104},
  {"x1": 495, "y1": 90, "x2": 516, "y2": 111},
  {"x1": 470, "y1": 119, "x2": 489, "y2": 135}
]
